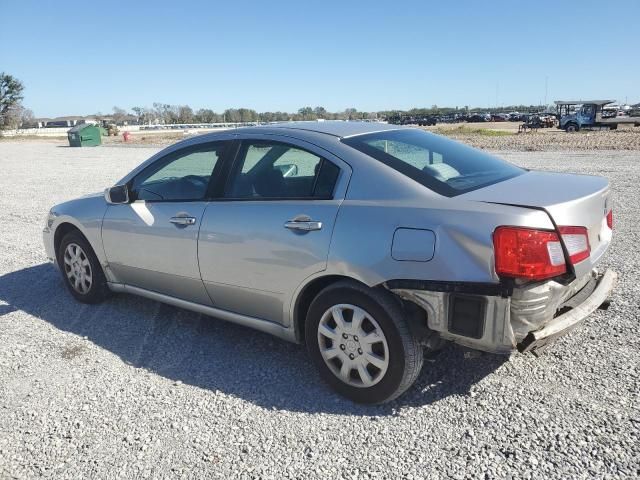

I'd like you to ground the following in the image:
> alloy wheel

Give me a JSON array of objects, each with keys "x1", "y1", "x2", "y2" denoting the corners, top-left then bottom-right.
[{"x1": 63, "y1": 243, "x2": 93, "y2": 294}]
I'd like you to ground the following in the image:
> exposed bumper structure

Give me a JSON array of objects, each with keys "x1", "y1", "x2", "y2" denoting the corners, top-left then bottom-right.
[
  {"x1": 517, "y1": 269, "x2": 617, "y2": 354},
  {"x1": 390, "y1": 268, "x2": 617, "y2": 355}
]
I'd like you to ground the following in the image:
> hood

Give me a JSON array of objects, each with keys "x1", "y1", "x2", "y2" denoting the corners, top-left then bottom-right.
[{"x1": 82, "y1": 191, "x2": 105, "y2": 199}]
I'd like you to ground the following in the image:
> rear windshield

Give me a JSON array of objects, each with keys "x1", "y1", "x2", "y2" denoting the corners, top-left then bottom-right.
[{"x1": 342, "y1": 129, "x2": 524, "y2": 197}]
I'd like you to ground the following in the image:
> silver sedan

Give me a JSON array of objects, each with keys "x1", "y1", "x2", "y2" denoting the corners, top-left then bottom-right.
[{"x1": 43, "y1": 122, "x2": 616, "y2": 403}]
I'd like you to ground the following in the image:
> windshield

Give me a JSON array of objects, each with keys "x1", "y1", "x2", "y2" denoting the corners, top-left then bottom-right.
[{"x1": 342, "y1": 129, "x2": 524, "y2": 197}]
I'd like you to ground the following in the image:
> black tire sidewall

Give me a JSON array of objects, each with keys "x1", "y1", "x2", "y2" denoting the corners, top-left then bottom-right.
[
  {"x1": 306, "y1": 286, "x2": 408, "y2": 404},
  {"x1": 57, "y1": 231, "x2": 108, "y2": 304}
]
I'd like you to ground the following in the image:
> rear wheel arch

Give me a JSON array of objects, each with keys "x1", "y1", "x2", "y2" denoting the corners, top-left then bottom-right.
[
  {"x1": 294, "y1": 274, "x2": 434, "y2": 343},
  {"x1": 294, "y1": 275, "x2": 376, "y2": 342}
]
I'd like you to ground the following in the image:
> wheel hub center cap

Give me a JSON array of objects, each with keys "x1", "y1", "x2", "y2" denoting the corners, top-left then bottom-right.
[{"x1": 346, "y1": 340, "x2": 357, "y2": 352}]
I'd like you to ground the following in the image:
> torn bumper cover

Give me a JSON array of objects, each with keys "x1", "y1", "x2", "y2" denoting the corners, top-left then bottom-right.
[
  {"x1": 388, "y1": 268, "x2": 617, "y2": 355},
  {"x1": 517, "y1": 269, "x2": 617, "y2": 353}
]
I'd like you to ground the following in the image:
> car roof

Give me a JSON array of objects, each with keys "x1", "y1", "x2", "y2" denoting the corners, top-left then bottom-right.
[
  {"x1": 233, "y1": 121, "x2": 403, "y2": 138},
  {"x1": 117, "y1": 121, "x2": 412, "y2": 188}
]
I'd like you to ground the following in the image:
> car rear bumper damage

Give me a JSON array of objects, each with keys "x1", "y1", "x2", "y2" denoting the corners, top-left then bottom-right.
[
  {"x1": 516, "y1": 269, "x2": 617, "y2": 353},
  {"x1": 387, "y1": 268, "x2": 616, "y2": 355}
]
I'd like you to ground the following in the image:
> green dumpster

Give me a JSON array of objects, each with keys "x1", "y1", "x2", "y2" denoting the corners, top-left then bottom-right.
[{"x1": 67, "y1": 123, "x2": 101, "y2": 147}]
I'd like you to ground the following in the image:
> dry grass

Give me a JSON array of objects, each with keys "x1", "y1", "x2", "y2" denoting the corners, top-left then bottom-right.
[{"x1": 435, "y1": 125, "x2": 514, "y2": 137}]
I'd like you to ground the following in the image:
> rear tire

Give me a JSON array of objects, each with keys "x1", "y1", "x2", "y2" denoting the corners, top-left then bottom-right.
[
  {"x1": 57, "y1": 230, "x2": 111, "y2": 304},
  {"x1": 305, "y1": 280, "x2": 423, "y2": 404}
]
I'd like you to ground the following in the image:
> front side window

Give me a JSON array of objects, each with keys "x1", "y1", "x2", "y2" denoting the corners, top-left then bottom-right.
[
  {"x1": 226, "y1": 141, "x2": 340, "y2": 199},
  {"x1": 342, "y1": 129, "x2": 523, "y2": 196},
  {"x1": 132, "y1": 143, "x2": 226, "y2": 201},
  {"x1": 582, "y1": 105, "x2": 595, "y2": 116}
]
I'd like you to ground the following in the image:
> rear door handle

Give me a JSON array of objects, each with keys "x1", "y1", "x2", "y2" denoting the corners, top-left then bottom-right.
[
  {"x1": 170, "y1": 216, "x2": 196, "y2": 226},
  {"x1": 284, "y1": 220, "x2": 322, "y2": 232}
]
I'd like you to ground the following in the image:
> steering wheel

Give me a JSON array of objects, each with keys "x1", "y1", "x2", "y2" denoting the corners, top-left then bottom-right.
[{"x1": 181, "y1": 175, "x2": 208, "y2": 187}]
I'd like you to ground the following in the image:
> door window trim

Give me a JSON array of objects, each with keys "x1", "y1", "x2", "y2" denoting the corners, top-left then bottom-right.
[{"x1": 222, "y1": 139, "x2": 341, "y2": 202}]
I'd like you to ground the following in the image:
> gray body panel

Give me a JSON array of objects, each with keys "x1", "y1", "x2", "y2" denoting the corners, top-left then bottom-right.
[
  {"x1": 43, "y1": 122, "x2": 614, "y2": 352},
  {"x1": 326, "y1": 198, "x2": 553, "y2": 285},
  {"x1": 101, "y1": 201, "x2": 212, "y2": 305},
  {"x1": 43, "y1": 193, "x2": 110, "y2": 268},
  {"x1": 199, "y1": 199, "x2": 342, "y2": 324}
]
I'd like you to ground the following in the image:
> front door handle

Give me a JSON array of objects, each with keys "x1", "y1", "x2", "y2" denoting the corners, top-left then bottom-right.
[
  {"x1": 284, "y1": 219, "x2": 322, "y2": 232},
  {"x1": 170, "y1": 216, "x2": 196, "y2": 226}
]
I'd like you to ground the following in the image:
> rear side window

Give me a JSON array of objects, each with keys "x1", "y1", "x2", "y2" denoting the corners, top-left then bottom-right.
[
  {"x1": 342, "y1": 129, "x2": 524, "y2": 196},
  {"x1": 226, "y1": 141, "x2": 340, "y2": 199}
]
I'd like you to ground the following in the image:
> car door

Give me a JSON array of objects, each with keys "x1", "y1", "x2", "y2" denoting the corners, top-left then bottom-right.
[
  {"x1": 198, "y1": 135, "x2": 350, "y2": 325},
  {"x1": 579, "y1": 104, "x2": 595, "y2": 126},
  {"x1": 102, "y1": 141, "x2": 230, "y2": 305}
]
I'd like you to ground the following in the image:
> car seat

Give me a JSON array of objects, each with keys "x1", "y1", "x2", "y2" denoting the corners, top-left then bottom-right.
[{"x1": 253, "y1": 167, "x2": 286, "y2": 197}]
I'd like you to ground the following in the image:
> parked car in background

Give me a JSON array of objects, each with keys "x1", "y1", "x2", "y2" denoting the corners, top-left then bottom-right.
[
  {"x1": 417, "y1": 115, "x2": 437, "y2": 126},
  {"x1": 491, "y1": 113, "x2": 509, "y2": 122},
  {"x1": 43, "y1": 122, "x2": 616, "y2": 404},
  {"x1": 467, "y1": 113, "x2": 489, "y2": 122}
]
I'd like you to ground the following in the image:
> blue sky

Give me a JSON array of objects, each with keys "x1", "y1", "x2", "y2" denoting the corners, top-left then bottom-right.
[{"x1": 2, "y1": 0, "x2": 638, "y2": 117}]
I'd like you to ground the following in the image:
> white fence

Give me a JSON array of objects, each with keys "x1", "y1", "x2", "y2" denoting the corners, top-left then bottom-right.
[
  {"x1": 1, "y1": 127, "x2": 71, "y2": 137},
  {"x1": 1, "y1": 122, "x2": 273, "y2": 137}
]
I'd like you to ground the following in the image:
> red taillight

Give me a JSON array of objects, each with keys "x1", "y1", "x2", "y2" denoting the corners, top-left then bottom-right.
[
  {"x1": 558, "y1": 226, "x2": 590, "y2": 264},
  {"x1": 606, "y1": 209, "x2": 613, "y2": 229},
  {"x1": 493, "y1": 227, "x2": 566, "y2": 280}
]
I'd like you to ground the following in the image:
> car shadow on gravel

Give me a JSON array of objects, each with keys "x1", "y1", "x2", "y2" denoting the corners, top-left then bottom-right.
[{"x1": 0, "y1": 264, "x2": 506, "y2": 415}]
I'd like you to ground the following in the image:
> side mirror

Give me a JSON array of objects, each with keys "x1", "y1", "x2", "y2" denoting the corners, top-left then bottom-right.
[{"x1": 104, "y1": 184, "x2": 130, "y2": 204}]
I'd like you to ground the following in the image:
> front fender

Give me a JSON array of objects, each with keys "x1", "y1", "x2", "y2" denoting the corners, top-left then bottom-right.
[{"x1": 47, "y1": 195, "x2": 110, "y2": 276}]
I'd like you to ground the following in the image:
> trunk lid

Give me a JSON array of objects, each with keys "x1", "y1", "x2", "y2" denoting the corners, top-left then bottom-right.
[{"x1": 459, "y1": 171, "x2": 612, "y2": 276}]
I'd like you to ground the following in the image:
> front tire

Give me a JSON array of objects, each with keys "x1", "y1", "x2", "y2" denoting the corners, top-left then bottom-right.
[
  {"x1": 57, "y1": 230, "x2": 111, "y2": 304},
  {"x1": 565, "y1": 123, "x2": 579, "y2": 132},
  {"x1": 305, "y1": 280, "x2": 423, "y2": 404}
]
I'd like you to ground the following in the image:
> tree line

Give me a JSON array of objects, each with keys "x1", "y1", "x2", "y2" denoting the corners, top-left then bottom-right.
[
  {"x1": 1, "y1": 71, "x2": 555, "y2": 131},
  {"x1": 121, "y1": 104, "x2": 379, "y2": 125},
  {"x1": 108, "y1": 103, "x2": 557, "y2": 126}
]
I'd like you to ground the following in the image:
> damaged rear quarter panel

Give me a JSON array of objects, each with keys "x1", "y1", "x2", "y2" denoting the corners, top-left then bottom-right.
[{"x1": 325, "y1": 197, "x2": 554, "y2": 287}]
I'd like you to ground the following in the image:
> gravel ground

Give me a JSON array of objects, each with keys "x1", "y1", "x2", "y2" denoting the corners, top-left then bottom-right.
[
  {"x1": 428, "y1": 126, "x2": 640, "y2": 152},
  {"x1": 113, "y1": 124, "x2": 640, "y2": 151},
  {"x1": 5, "y1": 123, "x2": 640, "y2": 151},
  {"x1": 0, "y1": 142, "x2": 638, "y2": 479}
]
